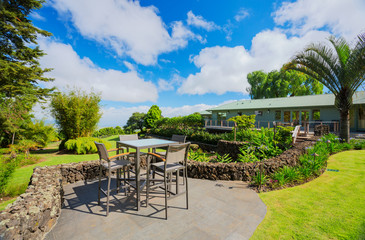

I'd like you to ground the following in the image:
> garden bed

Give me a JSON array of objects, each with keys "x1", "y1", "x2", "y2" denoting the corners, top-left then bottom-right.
[{"x1": 186, "y1": 138, "x2": 317, "y2": 181}]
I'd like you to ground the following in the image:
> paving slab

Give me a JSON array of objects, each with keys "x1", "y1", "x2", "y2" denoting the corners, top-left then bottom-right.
[{"x1": 45, "y1": 178, "x2": 266, "y2": 240}]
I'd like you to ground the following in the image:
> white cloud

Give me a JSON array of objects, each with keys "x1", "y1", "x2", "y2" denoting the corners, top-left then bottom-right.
[
  {"x1": 158, "y1": 79, "x2": 174, "y2": 91},
  {"x1": 30, "y1": 12, "x2": 46, "y2": 21},
  {"x1": 32, "y1": 101, "x2": 218, "y2": 127},
  {"x1": 123, "y1": 61, "x2": 135, "y2": 71},
  {"x1": 179, "y1": 0, "x2": 365, "y2": 95},
  {"x1": 50, "y1": 0, "x2": 199, "y2": 65},
  {"x1": 273, "y1": 0, "x2": 365, "y2": 39},
  {"x1": 157, "y1": 74, "x2": 183, "y2": 92},
  {"x1": 178, "y1": 29, "x2": 329, "y2": 95},
  {"x1": 100, "y1": 103, "x2": 216, "y2": 127},
  {"x1": 160, "y1": 104, "x2": 215, "y2": 118},
  {"x1": 39, "y1": 39, "x2": 158, "y2": 102},
  {"x1": 178, "y1": 45, "x2": 252, "y2": 95},
  {"x1": 100, "y1": 105, "x2": 150, "y2": 127},
  {"x1": 234, "y1": 8, "x2": 249, "y2": 22},
  {"x1": 187, "y1": 11, "x2": 220, "y2": 31}
]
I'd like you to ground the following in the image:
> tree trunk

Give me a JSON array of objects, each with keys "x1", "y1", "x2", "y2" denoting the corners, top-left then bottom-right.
[
  {"x1": 11, "y1": 132, "x2": 15, "y2": 145},
  {"x1": 339, "y1": 109, "x2": 350, "y2": 143}
]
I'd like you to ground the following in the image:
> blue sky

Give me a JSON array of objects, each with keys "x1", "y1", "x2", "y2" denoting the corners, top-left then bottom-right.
[{"x1": 31, "y1": 0, "x2": 365, "y2": 127}]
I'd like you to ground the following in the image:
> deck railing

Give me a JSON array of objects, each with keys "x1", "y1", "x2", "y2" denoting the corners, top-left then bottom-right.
[
  {"x1": 205, "y1": 120, "x2": 340, "y2": 134},
  {"x1": 205, "y1": 120, "x2": 236, "y2": 128}
]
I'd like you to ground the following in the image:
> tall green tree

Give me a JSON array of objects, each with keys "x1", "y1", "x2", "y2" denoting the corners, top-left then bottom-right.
[
  {"x1": 50, "y1": 89, "x2": 102, "y2": 142},
  {"x1": 124, "y1": 112, "x2": 146, "y2": 132},
  {"x1": 0, "y1": 95, "x2": 31, "y2": 145},
  {"x1": 0, "y1": 0, "x2": 54, "y2": 146},
  {"x1": 246, "y1": 68, "x2": 323, "y2": 99},
  {"x1": 286, "y1": 33, "x2": 365, "y2": 142},
  {"x1": 0, "y1": 0, "x2": 54, "y2": 100},
  {"x1": 144, "y1": 105, "x2": 162, "y2": 129}
]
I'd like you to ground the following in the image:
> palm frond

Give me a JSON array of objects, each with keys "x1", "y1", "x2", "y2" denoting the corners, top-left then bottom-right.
[
  {"x1": 287, "y1": 42, "x2": 341, "y2": 94},
  {"x1": 347, "y1": 32, "x2": 365, "y2": 92}
]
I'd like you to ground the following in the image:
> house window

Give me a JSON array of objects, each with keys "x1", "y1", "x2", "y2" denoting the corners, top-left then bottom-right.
[
  {"x1": 275, "y1": 111, "x2": 281, "y2": 121},
  {"x1": 284, "y1": 111, "x2": 290, "y2": 122},
  {"x1": 359, "y1": 105, "x2": 365, "y2": 129},
  {"x1": 301, "y1": 111, "x2": 309, "y2": 121},
  {"x1": 312, "y1": 110, "x2": 320, "y2": 120}
]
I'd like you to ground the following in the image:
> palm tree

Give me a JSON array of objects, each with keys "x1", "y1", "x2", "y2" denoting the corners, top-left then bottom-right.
[{"x1": 286, "y1": 33, "x2": 365, "y2": 142}]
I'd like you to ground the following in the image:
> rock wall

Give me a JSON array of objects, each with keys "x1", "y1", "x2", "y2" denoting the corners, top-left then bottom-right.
[
  {"x1": 0, "y1": 166, "x2": 63, "y2": 240},
  {"x1": 314, "y1": 124, "x2": 330, "y2": 136},
  {"x1": 0, "y1": 161, "x2": 105, "y2": 240},
  {"x1": 216, "y1": 140, "x2": 248, "y2": 160}
]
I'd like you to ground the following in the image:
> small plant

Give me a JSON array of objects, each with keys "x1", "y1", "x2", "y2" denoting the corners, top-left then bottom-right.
[
  {"x1": 215, "y1": 153, "x2": 232, "y2": 163},
  {"x1": 271, "y1": 171, "x2": 287, "y2": 186},
  {"x1": 354, "y1": 141, "x2": 364, "y2": 150},
  {"x1": 237, "y1": 146, "x2": 259, "y2": 163},
  {"x1": 253, "y1": 171, "x2": 267, "y2": 189},
  {"x1": 64, "y1": 137, "x2": 111, "y2": 154},
  {"x1": 188, "y1": 149, "x2": 210, "y2": 162}
]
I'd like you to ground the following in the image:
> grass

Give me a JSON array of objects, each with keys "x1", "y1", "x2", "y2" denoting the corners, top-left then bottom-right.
[
  {"x1": 2, "y1": 135, "x2": 163, "y2": 199},
  {"x1": 251, "y1": 150, "x2": 365, "y2": 240},
  {"x1": 0, "y1": 198, "x2": 16, "y2": 211}
]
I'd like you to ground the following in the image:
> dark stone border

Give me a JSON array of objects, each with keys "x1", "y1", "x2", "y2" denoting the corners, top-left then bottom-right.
[{"x1": 187, "y1": 139, "x2": 317, "y2": 181}]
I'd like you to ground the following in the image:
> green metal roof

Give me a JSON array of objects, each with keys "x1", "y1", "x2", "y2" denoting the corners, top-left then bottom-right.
[
  {"x1": 199, "y1": 110, "x2": 212, "y2": 115},
  {"x1": 208, "y1": 91, "x2": 365, "y2": 111}
]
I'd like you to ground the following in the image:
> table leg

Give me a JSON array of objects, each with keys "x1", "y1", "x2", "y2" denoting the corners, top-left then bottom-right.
[{"x1": 136, "y1": 149, "x2": 140, "y2": 210}]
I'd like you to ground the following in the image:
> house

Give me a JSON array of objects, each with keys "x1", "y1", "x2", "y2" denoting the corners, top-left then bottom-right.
[{"x1": 204, "y1": 91, "x2": 365, "y2": 132}]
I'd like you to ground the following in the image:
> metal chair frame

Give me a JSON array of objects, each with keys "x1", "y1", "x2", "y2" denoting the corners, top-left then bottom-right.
[
  {"x1": 95, "y1": 141, "x2": 135, "y2": 216},
  {"x1": 146, "y1": 143, "x2": 190, "y2": 220}
]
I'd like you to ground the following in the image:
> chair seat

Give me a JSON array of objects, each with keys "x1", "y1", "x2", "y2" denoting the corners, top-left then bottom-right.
[
  {"x1": 152, "y1": 161, "x2": 184, "y2": 173},
  {"x1": 102, "y1": 159, "x2": 131, "y2": 171}
]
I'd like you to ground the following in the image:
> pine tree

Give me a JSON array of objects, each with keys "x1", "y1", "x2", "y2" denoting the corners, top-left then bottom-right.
[
  {"x1": 0, "y1": 0, "x2": 54, "y2": 102},
  {"x1": 0, "y1": 0, "x2": 54, "y2": 146}
]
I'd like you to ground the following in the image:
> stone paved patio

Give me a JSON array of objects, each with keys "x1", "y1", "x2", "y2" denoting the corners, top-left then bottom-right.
[{"x1": 45, "y1": 178, "x2": 266, "y2": 240}]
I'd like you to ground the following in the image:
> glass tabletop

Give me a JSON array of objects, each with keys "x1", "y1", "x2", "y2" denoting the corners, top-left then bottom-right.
[{"x1": 117, "y1": 138, "x2": 177, "y2": 148}]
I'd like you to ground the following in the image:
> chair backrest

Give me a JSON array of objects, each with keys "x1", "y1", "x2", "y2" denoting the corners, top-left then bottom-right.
[
  {"x1": 165, "y1": 143, "x2": 190, "y2": 165},
  {"x1": 171, "y1": 134, "x2": 186, "y2": 143},
  {"x1": 94, "y1": 142, "x2": 109, "y2": 161},
  {"x1": 119, "y1": 134, "x2": 138, "y2": 141}
]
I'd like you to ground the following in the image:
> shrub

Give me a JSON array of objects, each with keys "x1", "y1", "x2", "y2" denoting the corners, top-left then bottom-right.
[
  {"x1": 92, "y1": 126, "x2": 124, "y2": 137},
  {"x1": 124, "y1": 112, "x2": 146, "y2": 132},
  {"x1": 156, "y1": 113, "x2": 204, "y2": 129},
  {"x1": 0, "y1": 158, "x2": 17, "y2": 196},
  {"x1": 353, "y1": 140, "x2": 365, "y2": 150},
  {"x1": 144, "y1": 105, "x2": 162, "y2": 129},
  {"x1": 22, "y1": 120, "x2": 58, "y2": 148},
  {"x1": 65, "y1": 137, "x2": 111, "y2": 154},
  {"x1": 50, "y1": 88, "x2": 102, "y2": 141},
  {"x1": 13, "y1": 140, "x2": 39, "y2": 155},
  {"x1": 275, "y1": 126, "x2": 294, "y2": 149},
  {"x1": 228, "y1": 114, "x2": 255, "y2": 130}
]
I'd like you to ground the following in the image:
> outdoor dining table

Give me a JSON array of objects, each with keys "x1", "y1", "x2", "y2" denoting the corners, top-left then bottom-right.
[{"x1": 116, "y1": 138, "x2": 177, "y2": 210}]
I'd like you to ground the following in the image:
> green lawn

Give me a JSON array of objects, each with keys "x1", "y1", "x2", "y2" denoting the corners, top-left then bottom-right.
[
  {"x1": 1, "y1": 135, "x2": 162, "y2": 209},
  {"x1": 251, "y1": 150, "x2": 365, "y2": 240}
]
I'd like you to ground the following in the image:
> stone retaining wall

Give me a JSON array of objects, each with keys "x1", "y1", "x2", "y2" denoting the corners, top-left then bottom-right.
[
  {"x1": 0, "y1": 161, "x2": 105, "y2": 240},
  {"x1": 188, "y1": 140, "x2": 316, "y2": 181},
  {"x1": 0, "y1": 166, "x2": 63, "y2": 240}
]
